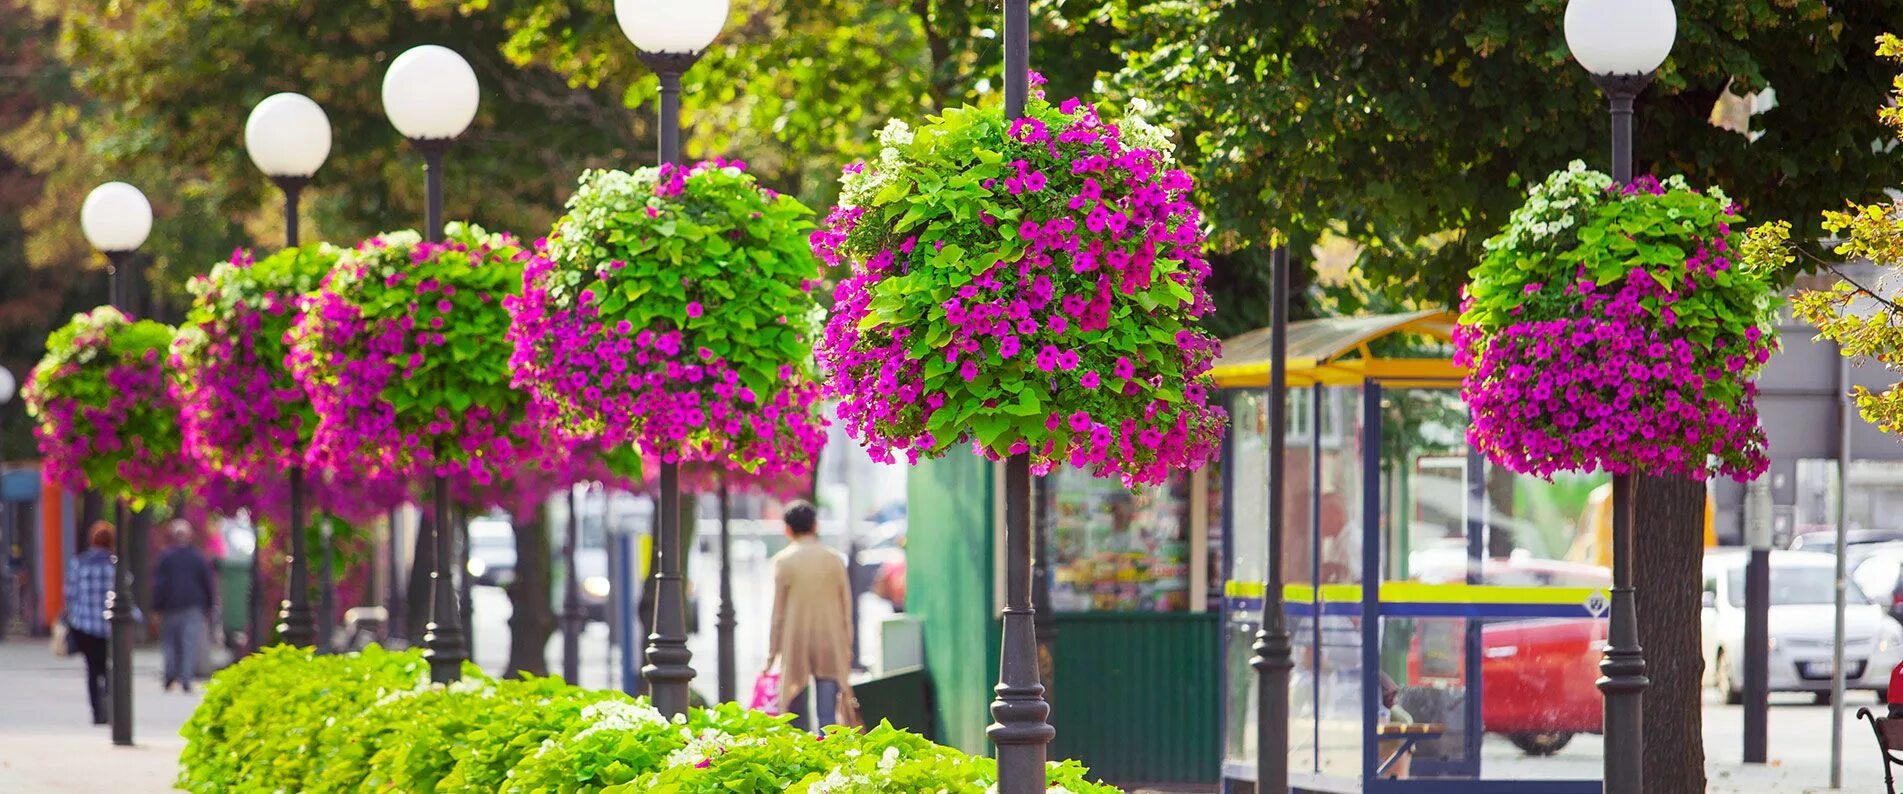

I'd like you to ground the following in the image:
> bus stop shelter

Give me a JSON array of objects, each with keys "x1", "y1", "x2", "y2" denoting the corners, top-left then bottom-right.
[{"x1": 1214, "y1": 310, "x2": 1611, "y2": 794}]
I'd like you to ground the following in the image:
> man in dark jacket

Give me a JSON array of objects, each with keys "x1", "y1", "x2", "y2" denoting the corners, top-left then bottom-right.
[{"x1": 153, "y1": 520, "x2": 215, "y2": 692}]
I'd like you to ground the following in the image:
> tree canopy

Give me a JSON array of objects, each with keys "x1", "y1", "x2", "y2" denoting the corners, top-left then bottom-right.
[
  {"x1": 8, "y1": 0, "x2": 1901, "y2": 344},
  {"x1": 1118, "y1": 1, "x2": 1903, "y2": 330}
]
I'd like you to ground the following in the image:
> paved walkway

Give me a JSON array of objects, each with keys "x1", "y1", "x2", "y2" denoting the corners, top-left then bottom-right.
[{"x1": 0, "y1": 639, "x2": 195, "y2": 793}]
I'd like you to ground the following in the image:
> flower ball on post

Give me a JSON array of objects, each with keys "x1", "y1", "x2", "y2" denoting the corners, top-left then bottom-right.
[
  {"x1": 814, "y1": 77, "x2": 1226, "y2": 782},
  {"x1": 510, "y1": 159, "x2": 828, "y2": 716},
  {"x1": 26, "y1": 306, "x2": 189, "y2": 507},
  {"x1": 290, "y1": 222, "x2": 545, "y2": 681},
  {"x1": 1455, "y1": 161, "x2": 1781, "y2": 481},
  {"x1": 291, "y1": 224, "x2": 547, "y2": 488},
  {"x1": 510, "y1": 161, "x2": 828, "y2": 479},
  {"x1": 814, "y1": 81, "x2": 1227, "y2": 483}
]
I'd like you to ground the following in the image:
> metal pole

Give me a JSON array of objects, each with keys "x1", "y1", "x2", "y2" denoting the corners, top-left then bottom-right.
[
  {"x1": 424, "y1": 474, "x2": 465, "y2": 683},
  {"x1": 716, "y1": 478, "x2": 736, "y2": 702},
  {"x1": 1599, "y1": 473, "x2": 1646, "y2": 794},
  {"x1": 1033, "y1": 464, "x2": 1056, "y2": 713},
  {"x1": 990, "y1": 454, "x2": 1053, "y2": 791},
  {"x1": 107, "y1": 500, "x2": 134, "y2": 745},
  {"x1": 102, "y1": 251, "x2": 137, "y2": 745},
  {"x1": 387, "y1": 507, "x2": 404, "y2": 640},
  {"x1": 1590, "y1": 71, "x2": 1654, "y2": 794},
  {"x1": 562, "y1": 486, "x2": 582, "y2": 683},
  {"x1": 276, "y1": 466, "x2": 315, "y2": 647},
  {"x1": 1831, "y1": 356, "x2": 1851, "y2": 788},
  {"x1": 986, "y1": 5, "x2": 1052, "y2": 789},
  {"x1": 1252, "y1": 243, "x2": 1293, "y2": 793},
  {"x1": 458, "y1": 506, "x2": 473, "y2": 654},
  {"x1": 413, "y1": 140, "x2": 449, "y2": 244},
  {"x1": 643, "y1": 460, "x2": 693, "y2": 716},
  {"x1": 1743, "y1": 477, "x2": 1771, "y2": 763}
]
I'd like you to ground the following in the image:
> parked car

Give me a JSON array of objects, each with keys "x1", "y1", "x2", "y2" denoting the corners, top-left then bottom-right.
[
  {"x1": 1849, "y1": 543, "x2": 1903, "y2": 627},
  {"x1": 465, "y1": 517, "x2": 517, "y2": 587},
  {"x1": 1406, "y1": 555, "x2": 1610, "y2": 757},
  {"x1": 1701, "y1": 550, "x2": 1903, "y2": 704}
]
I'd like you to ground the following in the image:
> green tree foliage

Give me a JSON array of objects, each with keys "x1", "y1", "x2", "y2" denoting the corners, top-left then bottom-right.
[
  {"x1": 491, "y1": 0, "x2": 1129, "y2": 205},
  {"x1": 1117, "y1": 1, "x2": 1903, "y2": 328},
  {"x1": 1767, "y1": 35, "x2": 1903, "y2": 431}
]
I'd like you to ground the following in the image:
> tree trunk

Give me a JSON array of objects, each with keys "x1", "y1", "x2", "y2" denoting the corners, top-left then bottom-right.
[
  {"x1": 1485, "y1": 466, "x2": 1517, "y2": 558},
  {"x1": 1635, "y1": 474, "x2": 1706, "y2": 793},
  {"x1": 505, "y1": 505, "x2": 554, "y2": 679},
  {"x1": 405, "y1": 509, "x2": 435, "y2": 642}
]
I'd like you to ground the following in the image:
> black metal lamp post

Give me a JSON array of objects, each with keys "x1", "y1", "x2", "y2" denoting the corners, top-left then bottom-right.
[
  {"x1": 81, "y1": 180, "x2": 154, "y2": 747},
  {"x1": 245, "y1": 91, "x2": 332, "y2": 650},
  {"x1": 1563, "y1": 2, "x2": 1676, "y2": 791},
  {"x1": 987, "y1": 3, "x2": 1057, "y2": 791},
  {"x1": 562, "y1": 485, "x2": 584, "y2": 682},
  {"x1": 613, "y1": 0, "x2": 730, "y2": 719},
  {"x1": 1251, "y1": 244, "x2": 1293, "y2": 792},
  {"x1": 382, "y1": 43, "x2": 481, "y2": 684}
]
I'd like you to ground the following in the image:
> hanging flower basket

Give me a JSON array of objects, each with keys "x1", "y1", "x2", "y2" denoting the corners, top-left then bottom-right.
[
  {"x1": 172, "y1": 245, "x2": 405, "y2": 524},
  {"x1": 289, "y1": 224, "x2": 558, "y2": 493},
  {"x1": 25, "y1": 306, "x2": 188, "y2": 507},
  {"x1": 1455, "y1": 162, "x2": 1780, "y2": 480},
  {"x1": 508, "y1": 161, "x2": 828, "y2": 484},
  {"x1": 813, "y1": 83, "x2": 1226, "y2": 484}
]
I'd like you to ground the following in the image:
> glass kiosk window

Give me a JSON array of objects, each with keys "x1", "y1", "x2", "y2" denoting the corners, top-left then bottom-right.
[{"x1": 1043, "y1": 467, "x2": 1194, "y2": 613}]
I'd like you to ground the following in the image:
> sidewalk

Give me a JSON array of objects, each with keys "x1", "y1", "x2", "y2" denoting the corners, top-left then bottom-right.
[{"x1": 0, "y1": 639, "x2": 195, "y2": 794}]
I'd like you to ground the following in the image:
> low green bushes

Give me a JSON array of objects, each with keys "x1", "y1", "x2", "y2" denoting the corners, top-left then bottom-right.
[{"x1": 177, "y1": 646, "x2": 1118, "y2": 793}]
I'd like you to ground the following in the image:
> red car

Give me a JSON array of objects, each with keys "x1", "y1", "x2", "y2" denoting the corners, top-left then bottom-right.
[{"x1": 1406, "y1": 555, "x2": 1610, "y2": 756}]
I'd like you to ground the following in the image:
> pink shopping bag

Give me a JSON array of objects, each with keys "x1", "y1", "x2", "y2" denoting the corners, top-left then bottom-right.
[{"x1": 749, "y1": 671, "x2": 783, "y2": 715}]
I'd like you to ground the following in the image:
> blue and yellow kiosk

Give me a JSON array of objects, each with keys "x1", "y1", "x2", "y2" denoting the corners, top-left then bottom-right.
[{"x1": 1214, "y1": 310, "x2": 1612, "y2": 794}]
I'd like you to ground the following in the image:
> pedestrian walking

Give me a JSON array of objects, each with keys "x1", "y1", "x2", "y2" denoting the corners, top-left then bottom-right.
[
  {"x1": 153, "y1": 519, "x2": 215, "y2": 692},
  {"x1": 61, "y1": 521, "x2": 117, "y2": 725},
  {"x1": 763, "y1": 501, "x2": 856, "y2": 732}
]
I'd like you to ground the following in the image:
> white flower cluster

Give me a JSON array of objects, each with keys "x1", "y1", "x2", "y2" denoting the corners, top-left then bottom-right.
[
  {"x1": 805, "y1": 747, "x2": 909, "y2": 793},
  {"x1": 838, "y1": 119, "x2": 915, "y2": 210},
  {"x1": 569, "y1": 699, "x2": 669, "y2": 743},
  {"x1": 1484, "y1": 160, "x2": 1609, "y2": 252},
  {"x1": 662, "y1": 726, "x2": 758, "y2": 768},
  {"x1": 1118, "y1": 96, "x2": 1176, "y2": 155}
]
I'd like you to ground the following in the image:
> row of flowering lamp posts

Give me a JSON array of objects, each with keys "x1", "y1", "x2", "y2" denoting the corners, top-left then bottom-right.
[{"x1": 68, "y1": 2, "x2": 739, "y2": 708}]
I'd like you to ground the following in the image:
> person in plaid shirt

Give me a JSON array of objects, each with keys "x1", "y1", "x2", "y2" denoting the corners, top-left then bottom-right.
[{"x1": 64, "y1": 521, "x2": 120, "y2": 725}]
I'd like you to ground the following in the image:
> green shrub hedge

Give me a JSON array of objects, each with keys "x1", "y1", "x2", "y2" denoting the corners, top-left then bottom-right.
[{"x1": 178, "y1": 646, "x2": 1119, "y2": 792}]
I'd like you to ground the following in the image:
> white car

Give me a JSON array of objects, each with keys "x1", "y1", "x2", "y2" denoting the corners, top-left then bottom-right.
[{"x1": 1701, "y1": 550, "x2": 1903, "y2": 704}]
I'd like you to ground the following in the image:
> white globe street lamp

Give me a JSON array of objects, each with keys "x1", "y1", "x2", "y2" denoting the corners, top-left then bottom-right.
[
  {"x1": 80, "y1": 182, "x2": 152, "y2": 255},
  {"x1": 245, "y1": 90, "x2": 332, "y2": 651},
  {"x1": 245, "y1": 93, "x2": 332, "y2": 180},
  {"x1": 381, "y1": 43, "x2": 479, "y2": 686},
  {"x1": 1564, "y1": 0, "x2": 1676, "y2": 77},
  {"x1": 1563, "y1": 2, "x2": 1675, "y2": 793},
  {"x1": 1563, "y1": 0, "x2": 1676, "y2": 183},
  {"x1": 381, "y1": 45, "x2": 480, "y2": 142},
  {"x1": 80, "y1": 182, "x2": 152, "y2": 313},
  {"x1": 614, "y1": 0, "x2": 728, "y2": 55},
  {"x1": 612, "y1": 0, "x2": 726, "y2": 720}
]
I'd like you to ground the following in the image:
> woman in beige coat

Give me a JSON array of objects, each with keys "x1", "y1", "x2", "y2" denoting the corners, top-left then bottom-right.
[{"x1": 763, "y1": 501, "x2": 855, "y2": 731}]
